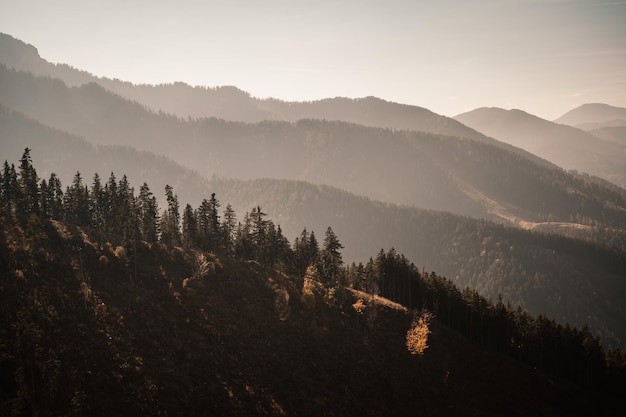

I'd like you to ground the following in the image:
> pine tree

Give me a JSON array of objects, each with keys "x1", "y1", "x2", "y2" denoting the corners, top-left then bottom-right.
[
  {"x1": 317, "y1": 226, "x2": 344, "y2": 287},
  {"x1": 348, "y1": 261, "x2": 366, "y2": 290},
  {"x1": 207, "y1": 193, "x2": 221, "y2": 252},
  {"x1": 160, "y1": 184, "x2": 181, "y2": 246},
  {"x1": 120, "y1": 187, "x2": 138, "y2": 259},
  {"x1": 47, "y1": 173, "x2": 64, "y2": 220},
  {"x1": 364, "y1": 257, "x2": 378, "y2": 297},
  {"x1": 182, "y1": 203, "x2": 199, "y2": 249},
  {"x1": 17, "y1": 148, "x2": 39, "y2": 218},
  {"x1": 64, "y1": 172, "x2": 90, "y2": 227},
  {"x1": 221, "y1": 204, "x2": 237, "y2": 256},
  {"x1": 234, "y1": 214, "x2": 254, "y2": 260},
  {"x1": 197, "y1": 193, "x2": 221, "y2": 252},
  {"x1": 138, "y1": 182, "x2": 159, "y2": 243},
  {"x1": 249, "y1": 206, "x2": 268, "y2": 248},
  {"x1": 292, "y1": 228, "x2": 319, "y2": 276},
  {"x1": 38, "y1": 179, "x2": 49, "y2": 219},
  {"x1": 0, "y1": 161, "x2": 12, "y2": 215},
  {"x1": 104, "y1": 172, "x2": 118, "y2": 231},
  {"x1": 197, "y1": 199, "x2": 211, "y2": 250},
  {"x1": 272, "y1": 224, "x2": 292, "y2": 267},
  {"x1": 90, "y1": 173, "x2": 106, "y2": 234},
  {"x1": 308, "y1": 230, "x2": 319, "y2": 261},
  {"x1": 116, "y1": 175, "x2": 134, "y2": 234}
]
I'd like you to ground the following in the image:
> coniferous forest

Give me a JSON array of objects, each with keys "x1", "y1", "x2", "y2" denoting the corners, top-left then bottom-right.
[
  {"x1": 1, "y1": 149, "x2": 625, "y2": 416},
  {"x1": 2, "y1": 31, "x2": 626, "y2": 416}
]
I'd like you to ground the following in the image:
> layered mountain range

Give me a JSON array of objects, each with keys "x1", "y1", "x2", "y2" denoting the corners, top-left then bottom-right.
[
  {"x1": 1, "y1": 32, "x2": 625, "y2": 349},
  {"x1": 455, "y1": 107, "x2": 626, "y2": 187}
]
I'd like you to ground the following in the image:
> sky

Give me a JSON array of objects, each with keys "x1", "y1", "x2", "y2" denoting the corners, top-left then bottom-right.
[{"x1": 1, "y1": 0, "x2": 625, "y2": 120}]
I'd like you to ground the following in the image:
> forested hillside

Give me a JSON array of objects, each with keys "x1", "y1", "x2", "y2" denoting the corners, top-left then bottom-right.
[
  {"x1": 2, "y1": 32, "x2": 626, "y2": 354},
  {"x1": 2, "y1": 29, "x2": 626, "y2": 417},
  {"x1": 0, "y1": 33, "x2": 493, "y2": 138},
  {"x1": 2, "y1": 146, "x2": 626, "y2": 350},
  {"x1": 2, "y1": 95, "x2": 626, "y2": 346},
  {"x1": 0, "y1": 105, "x2": 212, "y2": 207},
  {"x1": 1, "y1": 152, "x2": 624, "y2": 416},
  {"x1": 3, "y1": 66, "x2": 626, "y2": 234},
  {"x1": 210, "y1": 177, "x2": 626, "y2": 349}
]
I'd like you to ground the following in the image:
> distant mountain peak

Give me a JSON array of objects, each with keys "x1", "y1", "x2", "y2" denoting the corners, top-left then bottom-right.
[
  {"x1": 554, "y1": 103, "x2": 626, "y2": 127},
  {"x1": 0, "y1": 32, "x2": 42, "y2": 69},
  {"x1": 454, "y1": 105, "x2": 626, "y2": 187}
]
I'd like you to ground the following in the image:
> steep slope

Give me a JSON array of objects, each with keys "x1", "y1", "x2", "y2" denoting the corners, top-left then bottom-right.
[
  {"x1": 555, "y1": 103, "x2": 626, "y2": 127},
  {"x1": 454, "y1": 107, "x2": 626, "y2": 188},
  {"x1": 2, "y1": 117, "x2": 626, "y2": 349},
  {"x1": 211, "y1": 177, "x2": 626, "y2": 349},
  {"x1": 0, "y1": 217, "x2": 617, "y2": 416},
  {"x1": 4, "y1": 67, "x2": 626, "y2": 231}
]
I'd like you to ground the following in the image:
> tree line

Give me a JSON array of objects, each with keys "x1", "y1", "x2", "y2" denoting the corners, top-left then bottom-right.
[
  {"x1": 0, "y1": 148, "x2": 344, "y2": 287},
  {"x1": 2, "y1": 148, "x2": 624, "y2": 392},
  {"x1": 345, "y1": 248, "x2": 626, "y2": 390}
]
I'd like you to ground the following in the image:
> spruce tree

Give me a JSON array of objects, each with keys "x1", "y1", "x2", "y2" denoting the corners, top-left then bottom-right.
[
  {"x1": 182, "y1": 203, "x2": 198, "y2": 249},
  {"x1": 90, "y1": 173, "x2": 106, "y2": 234},
  {"x1": 17, "y1": 148, "x2": 39, "y2": 218},
  {"x1": 221, "y1": 204, "x2": 237, "y2": 255},
  {"x1": 104, "y1": 172, "x2": 118, "y2": 231},
  {"x1": 197, "y1": 193, "x2": 221, "y2": 252},
  {"x1": 293, "y1": 228, "x2": 319, "y2": 276},
  {"x1": 138, "y1": 183, "x2": 159, "y2": 244},
  {"x1": 160, "y1": 184, "x2": 181, "y2": 246},
  {"x1": 317, "y1": 227, "x2": 344, "y2": 287},
  {"x1": 64, "y1": 172, "x2": 90, "y2": 227}
]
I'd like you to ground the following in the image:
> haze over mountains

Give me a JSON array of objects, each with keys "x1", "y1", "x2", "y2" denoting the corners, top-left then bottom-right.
[
  {"x1": 454, "y1": 107, "x2": 626, "y2": 188},
  {"x1": 1, "y1": 32, "x2": 626, "y2": 350},
  {"x1": 555, "y1": 103, "x2": 626, "y2": 148},
  {"x1": 3, "y1": 64, "x2": 626, "y2": 228},
  {"x1": 555, "y1": 103, "x2": 626, "y2": 128}
]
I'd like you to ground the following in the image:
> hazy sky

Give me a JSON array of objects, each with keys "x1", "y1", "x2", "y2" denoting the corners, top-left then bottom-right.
[{"x1": 1, "y1": 0, "x2": 625, "y2": 119}]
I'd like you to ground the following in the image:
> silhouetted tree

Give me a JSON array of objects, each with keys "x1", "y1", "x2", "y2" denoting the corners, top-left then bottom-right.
[
  {"x1": 17, "y1": 148, "x2": 39, "y2": 219},
  {"x1": 292, "y1": 228, "x2": 319, "y2": 276},
  {"x1": 64, "y1": 172, "x2": 90, "y2": 227},
  {"x1": 182, "y1": 203, "x2": 199, "y2": 249},
  {"x1": 197, "y1": 193, "x2": 221, "y2": 252},
  {"x1": 0, "y1": 161, "x2": 19, "y2": 215},
  {"x1": 90, "y1": 173, "x2": 106, "y2": 235},
  {"x1": 137, "y1": 182, "x2": 159, "y2": 244},
  {"x1": 105, "y1": 172, "x2": 118, "y2": 231},
  {"x1": 160, "y1": 184, "x2": 181, "y2": 246},
  {"x1": 317, "y1": 226, "x2": 343, "y2": 287},
  {"x1": 221, "y1": 204, "x2": 237, "y2": 255}
]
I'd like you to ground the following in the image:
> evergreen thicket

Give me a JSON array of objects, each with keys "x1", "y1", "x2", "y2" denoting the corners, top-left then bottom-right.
[{"x1": 1, "y1": 149, "x2": 625, "y2": 395}]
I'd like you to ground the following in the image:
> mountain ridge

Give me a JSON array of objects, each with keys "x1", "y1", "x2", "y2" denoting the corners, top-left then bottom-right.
[
  {"x1": 454, "y1": 106, "x2": 626, "y2": 188},
  {"x1": 555, "y1": 103, "x2": 626, "y2": 127},
  {"x1": 0, "y1": 31, "x2": 553, "y2": 169},
  {"x1": 5, "y1": 65, "x2": 626, "y2": 232},
  {"x1": 2, "y1": 33, "x2": 626, "y2": 350},
  {"x1": 2, "y1": 113, "x2": 626, "y2": 348}
]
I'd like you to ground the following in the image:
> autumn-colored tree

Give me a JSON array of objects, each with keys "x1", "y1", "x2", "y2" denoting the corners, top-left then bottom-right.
[{"x1": 406, "y1": 310, "x2": 433, "y2": 355}]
